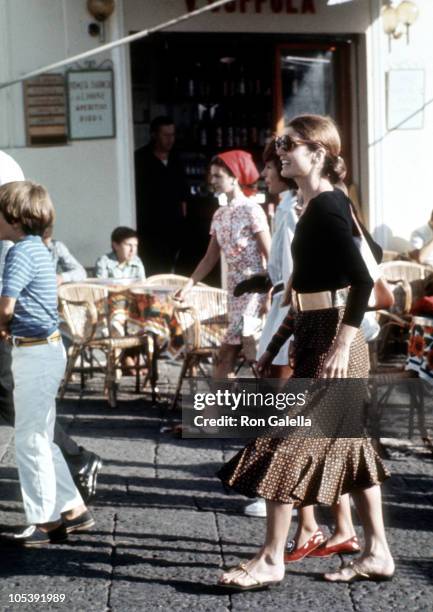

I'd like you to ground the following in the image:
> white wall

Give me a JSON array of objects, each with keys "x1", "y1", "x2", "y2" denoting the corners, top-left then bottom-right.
[
  {"x1": 0, "y1": 0, "x2": 135, "y2": 266},
  {"x1": 369, "y1": 0, "x2": 433, "y2": 250},
  {"x1": 7, "y1": 142, "x2": 118, "y2": 263}
]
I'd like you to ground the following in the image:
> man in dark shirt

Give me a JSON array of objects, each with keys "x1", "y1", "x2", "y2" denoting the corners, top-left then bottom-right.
[{"x1": 135, "y1": 116, "x2": 188, "y2": 275}]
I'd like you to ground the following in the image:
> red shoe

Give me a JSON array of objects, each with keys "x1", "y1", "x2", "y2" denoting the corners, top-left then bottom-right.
[
  {"x1": 308, "y1": 535, "x2": 361, "y2": 558},
  {"x1": 284, "y1": 529, "x2": 326, "y2": 563}
]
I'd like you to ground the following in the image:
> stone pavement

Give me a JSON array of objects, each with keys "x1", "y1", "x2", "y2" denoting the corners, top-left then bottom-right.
[{"x1": 0, "y1": 366, "x2": 432, "y2": 612}]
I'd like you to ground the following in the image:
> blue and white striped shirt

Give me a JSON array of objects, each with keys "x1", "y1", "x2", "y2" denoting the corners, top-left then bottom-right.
[{"x1": 2, "y1": 235, "x2": 58, "y2": 337}]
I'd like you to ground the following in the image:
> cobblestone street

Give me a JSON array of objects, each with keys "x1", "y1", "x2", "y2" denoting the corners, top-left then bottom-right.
[{"x1": 0, "y1": 366, "x2": 432, "y2": 612}]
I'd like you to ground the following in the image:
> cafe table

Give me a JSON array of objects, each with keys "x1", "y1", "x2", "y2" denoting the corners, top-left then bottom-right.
[{"x1": 83, "y1": 279, "x2": 180, "y2": 401}]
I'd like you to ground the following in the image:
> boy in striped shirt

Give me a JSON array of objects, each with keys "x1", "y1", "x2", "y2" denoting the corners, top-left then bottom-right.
[{"x1": 0, "y1": 181, "x2": 93, "y2": 547}]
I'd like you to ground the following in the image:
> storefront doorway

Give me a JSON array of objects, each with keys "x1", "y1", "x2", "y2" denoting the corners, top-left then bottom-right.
[{"x1": 131, "y1": 32, "x2": 356, "y2": 280}]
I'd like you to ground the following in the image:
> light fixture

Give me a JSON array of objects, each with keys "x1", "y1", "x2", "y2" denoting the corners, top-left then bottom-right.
[
  {"x1": 87, "y1": 0, "x2": 115, "y2": 42},
  {"x1": 87, "y1": 0, "x2": 115, "y2": 21},
  {"x1": 396, "y1": 0, "x2": 419, "y2": 43},
  {"x1": 381, "y1": 1, "x2": 419, "y2": 49}
]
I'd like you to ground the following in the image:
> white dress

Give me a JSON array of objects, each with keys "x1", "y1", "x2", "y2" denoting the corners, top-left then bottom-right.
[{"x1": 257, "y1": 190, "x2": 298, "y2": 365}]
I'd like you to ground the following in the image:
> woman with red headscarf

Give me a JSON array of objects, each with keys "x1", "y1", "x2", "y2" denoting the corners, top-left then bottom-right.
[{"x1": 176, "y1": 150, "x2": 271, "y2": 378}]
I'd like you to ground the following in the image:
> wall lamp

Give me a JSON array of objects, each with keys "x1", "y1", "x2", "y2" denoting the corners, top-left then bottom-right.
[
  {"x1": 87, "y1": 0, "x2": 115, "y2": 42},
  {"x1": 381, "y1": 1, "x2": 419, "y2": 50}
]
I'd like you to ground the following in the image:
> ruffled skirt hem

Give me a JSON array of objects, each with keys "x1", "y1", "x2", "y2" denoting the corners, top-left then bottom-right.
[{"x1": 217, "y1": 436, "x2": 390, "y2": 507}]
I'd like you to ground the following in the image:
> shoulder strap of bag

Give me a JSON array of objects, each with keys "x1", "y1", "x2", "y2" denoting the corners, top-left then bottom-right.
[{"x1": 349, "y1": 205, "x2": 381, "y2": 281}]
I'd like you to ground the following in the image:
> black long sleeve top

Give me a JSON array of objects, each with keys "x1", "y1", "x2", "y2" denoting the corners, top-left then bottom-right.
[{"x1": 266, "y1": 188, "x2": 381, "y2": 359}]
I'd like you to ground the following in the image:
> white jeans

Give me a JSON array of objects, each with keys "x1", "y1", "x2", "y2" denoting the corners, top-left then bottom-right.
[{"x1": 12, "y1": 338, "x2": 83, "y2": 524}]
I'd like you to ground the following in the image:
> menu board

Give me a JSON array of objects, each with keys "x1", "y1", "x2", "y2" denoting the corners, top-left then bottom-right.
[
  {"x1": 23, "y1": 74, "x2": 67, "y2": 146},
  {"x1": 67, "y1": 69, "x2": 115, "y2": 140}
]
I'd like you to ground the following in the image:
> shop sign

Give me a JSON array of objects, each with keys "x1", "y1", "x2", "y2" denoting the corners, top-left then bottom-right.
[
  {"x1": 67, "y1": 69, "x2": 115, "y2": 140},
  {"x1": 185, "y1": 0, "x2": 316, "y2": 14},
  {"x1": 23, "y1": 74, "x2": 68, "y2": 146}
]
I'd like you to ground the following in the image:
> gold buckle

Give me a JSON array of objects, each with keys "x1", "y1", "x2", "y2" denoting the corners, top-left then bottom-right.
[{"x1": 297, "y1": 291, "x2": 333, "y2": 311}]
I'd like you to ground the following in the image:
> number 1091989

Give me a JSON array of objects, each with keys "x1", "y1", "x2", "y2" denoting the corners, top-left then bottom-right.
[{"x1": 9, "y1": 593, "x2": 66, "y2": 603}]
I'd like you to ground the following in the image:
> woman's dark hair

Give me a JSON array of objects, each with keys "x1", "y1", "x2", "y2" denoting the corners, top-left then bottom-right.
[
  {"x1": 262, "y1": 139, "x2": 297, "y2": 190},
  {"x1": 209, "y1": 156, "x2": 236, "y2": 178},
  {"x1": 288, "y1": 114, "x2": 347, "y2": 184}
]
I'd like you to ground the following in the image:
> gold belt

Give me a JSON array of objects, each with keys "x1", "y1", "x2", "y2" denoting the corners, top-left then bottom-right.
[
  {"x1": 11, "y1": 331, "x2": 61, "y2": 347},
  {"x1": 292, "y1": 288, "x2": 350, "y2": 312}
]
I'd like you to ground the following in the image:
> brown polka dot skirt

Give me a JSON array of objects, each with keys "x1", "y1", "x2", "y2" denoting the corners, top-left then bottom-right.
[{"x1": 217, "y1": 307, "x2": 390, "y2": 507}]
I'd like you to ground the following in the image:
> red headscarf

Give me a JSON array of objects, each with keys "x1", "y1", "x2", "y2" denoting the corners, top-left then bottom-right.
[{"x1": 217, "y1": 150, "x2": 260, "y2": 196}]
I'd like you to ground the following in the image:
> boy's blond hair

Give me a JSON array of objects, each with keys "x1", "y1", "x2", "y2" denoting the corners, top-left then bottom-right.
[{"x1": 0, "y1": 180, "x2": 55, "y2": 236}]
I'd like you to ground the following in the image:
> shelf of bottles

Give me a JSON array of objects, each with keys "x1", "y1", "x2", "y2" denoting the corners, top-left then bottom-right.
[{"x1": 158, "y1": 59, "x2": 274, "y2": 193}]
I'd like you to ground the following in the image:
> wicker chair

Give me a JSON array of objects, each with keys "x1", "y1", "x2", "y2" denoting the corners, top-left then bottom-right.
[
  {"x1": 144, "y1": 274, "x2": 190, "y2": 287},
  {"x1": 373, "y1": 260, "x2": 431, "y2": 359},
  {"x1": 381, "y1": 250, "x2": 399, "y2": 263},
  {"x1": 143, "y1": 274, "x2": 206, "y2": 289},
  {"x1": 381, "y1": 260, "x2": 429, "y2": 286},
  {"x1": 58, "y1": 283, "x2": 148, "y2": 407},
  {"x1": 170, "y1": 286, "x2": 230, "y2": 409},
  {"x1": 367, "y1": 262, "x2": 432, "y2": 449}
]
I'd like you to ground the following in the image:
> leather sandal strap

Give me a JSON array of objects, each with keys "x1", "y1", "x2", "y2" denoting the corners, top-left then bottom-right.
[
  {"x1": 346, "y1": 561, "x2": 371, "y2": 579},
  {"x1": 236, "y1": 563, "x2": 260, "y2": 586}
]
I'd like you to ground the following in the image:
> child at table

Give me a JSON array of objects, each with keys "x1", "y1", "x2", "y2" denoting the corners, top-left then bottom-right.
[
  {"x1": 96, "y1": 227, "x2": 146, "y2": 374},
  {"x1": 95, "y1": 226, "x2": 145, "y2": 280},
  {"x1": 0, "y1": 181, "x2": 92, "y2": 547}
]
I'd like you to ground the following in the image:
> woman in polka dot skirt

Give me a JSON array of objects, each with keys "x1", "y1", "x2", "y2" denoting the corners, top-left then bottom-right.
[{"x1": 218, "y1": 115, "x2": 394, "y2": 590}]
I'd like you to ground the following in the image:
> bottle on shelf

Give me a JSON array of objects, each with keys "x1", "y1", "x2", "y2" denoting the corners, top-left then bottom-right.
[
  {"x1": 225, "y1": 110, "x2": 234, "y2": 148},
  {"x1": 234, "y1": 110, "x2": 242, "y2": 148},
  {"x1": 187, "y1": 75, "x2": 195, "y2": 98},
  {"x1": 238, "y1": 64, "x2": 247, "y2": 96},
  {"x1": 213, "y1": 105, "x2": 224, "y2": 149},
  {"x1": 221, "y1": 58, "x2": 235, "y2": 97},
  {"x1": 186, "y1": 63, "x2": 197, "y2": 98},
  {"x1": 198, "y1": 105, "x2": 210, "y2": 147}
]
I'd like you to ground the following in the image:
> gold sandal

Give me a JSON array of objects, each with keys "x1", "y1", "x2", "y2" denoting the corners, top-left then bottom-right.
[
  {"x1": 324, "y1": 560, "x2": 394, "y2": 583},
  {"x1": 219, "y1": 562, "x2": 282, "y2": 591}
]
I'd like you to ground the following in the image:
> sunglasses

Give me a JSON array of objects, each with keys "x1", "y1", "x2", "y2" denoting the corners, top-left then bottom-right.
[{"x1": 274, "y1": 135, "x2": 316, "y2": 152}]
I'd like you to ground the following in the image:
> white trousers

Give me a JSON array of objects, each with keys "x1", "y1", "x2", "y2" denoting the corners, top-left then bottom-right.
[{"x1": 12, "y1": 338, "x2": 83, "y2": 524}]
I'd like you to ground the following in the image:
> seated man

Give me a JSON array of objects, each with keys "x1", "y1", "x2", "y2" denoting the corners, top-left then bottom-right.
[
  {"x1": 410, "y1": 210, "x2": 433, "y2": 266},
  {"x1": 43, "y1": 225, "x2": 87, "y2": 285},
  {"x1": 95, "y1": 226, "x2": 145, "y2": 280}
]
